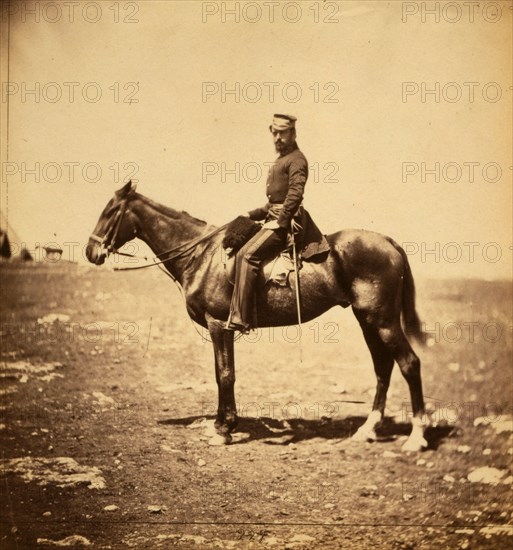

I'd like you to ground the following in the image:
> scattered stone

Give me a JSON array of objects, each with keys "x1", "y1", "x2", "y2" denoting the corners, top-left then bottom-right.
[
  {"x1": 37, "y1": 314, "x2": 70, "y2": 324},
  {"x1": 36, "y1": 535, "x2": 91, "y2": 546},
  {"x1": 455, "y1": 529, "x2": 474, "y2": 535},
  {"x1": 482, "y1": 448, "x2": 491, "y2": 455},
  {"x1": 448, "y1": 362, "x2": 460, "y2": 372},
  {"x1": 416, "y1": 458, "x2": 426, "y2": 466},
  {"x1": 290, "y1": 534, "x2": 315, "y2": 543},
  {"x1": 161, "y1": 445, "x2": 181, "y2": 453},
  {"x1": 147, "y1": 505, "x2": 165, "y2": 513},
  {"x1": 443, "y1": 475, "x2": 456, "y2": 483},
  {"x1": 360, "y1": 485, "x2": 378, "y2": 497},
  {"x1": 479, "y1": 525, "x2": 513, "y2": 536},
  {"x1": 457, "y1": 445, "x2": 471, "y2": 454},
  {"x1": 42, "y1": 511, "x2": 52, "y2": 517},
  {"x1": 493, "y1": 416, "x2": 513, "y2": 434},
  {"x1": 467, "y1": 466, "x2": 508, "y2": 485},
  {"x1": 473, "y1": 415, "x2": 513, "y2": 434},
  {"x1": 1, "y1": 457, "x2": 105, "y2": 489},
  {"x1": 383, "y1": 451, "x2": 400, "y2": 458},
  {"x1": 197, "y1": 459, "x2": 206, "y2": 467},
  {"x1": 92, "y1": 392, "x2": 115, "y2": 406},
  {"x1": 103, "y1": 505, "x2": 118, "y2": 511}
]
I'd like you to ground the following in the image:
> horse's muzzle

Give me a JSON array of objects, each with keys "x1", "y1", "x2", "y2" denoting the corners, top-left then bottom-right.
[{"x1": 86, "y1": 239, "x2": 106, "y2": 265}]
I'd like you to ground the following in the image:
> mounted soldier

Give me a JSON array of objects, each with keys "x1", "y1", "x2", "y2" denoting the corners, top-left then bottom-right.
[
  {"x1": 87, "y1": 178, "x2": 428, "y2": 451},
  {"x1": 225, "y1": 114, "x2": 329, "y2": 332}
]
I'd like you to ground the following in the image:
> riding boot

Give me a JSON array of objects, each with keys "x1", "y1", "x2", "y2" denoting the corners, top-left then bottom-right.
[{"x1": 228, "y1": 227, "x2": 285, "y2": 330}]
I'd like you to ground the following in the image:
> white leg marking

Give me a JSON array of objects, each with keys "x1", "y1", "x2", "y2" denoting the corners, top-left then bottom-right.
[
  {"x1": 352, "y1": 409, "x2": 382, "y2": 442},
  {"x1": 402, "y1": 416, "x2": 428, "y2": 452}
]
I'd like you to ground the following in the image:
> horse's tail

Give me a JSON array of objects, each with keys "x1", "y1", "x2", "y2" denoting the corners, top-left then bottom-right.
[{"x1": 388, "y1": 238, "x2": 425, "y2": 344}]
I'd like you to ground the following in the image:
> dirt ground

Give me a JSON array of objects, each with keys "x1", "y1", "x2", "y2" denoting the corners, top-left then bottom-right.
[{"x1": 1, "y1": 261, "x2": 512, "y2": 549}]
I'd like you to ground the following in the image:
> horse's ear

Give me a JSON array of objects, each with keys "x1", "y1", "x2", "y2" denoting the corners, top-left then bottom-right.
[{"x1": 116, "y1": 180, "x2": 136, "y2": 198}]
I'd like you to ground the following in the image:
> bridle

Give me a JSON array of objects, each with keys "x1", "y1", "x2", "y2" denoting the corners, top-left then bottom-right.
[
  {"x1": 89, "y1": 197, "x2": 135, "y2": 259},
  {"x1": 90, "y1": 191, "x2": 229, "y2": 267}
]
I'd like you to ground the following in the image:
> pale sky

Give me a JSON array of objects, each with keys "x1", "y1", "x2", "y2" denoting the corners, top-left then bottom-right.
[{"x1": 1, "y1": 0, "x2": 511, "y2": 279}]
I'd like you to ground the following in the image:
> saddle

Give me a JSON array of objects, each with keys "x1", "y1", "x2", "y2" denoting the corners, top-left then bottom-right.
[{"x1": 222, "y1": 216, "x2": 300, "y2": 287}]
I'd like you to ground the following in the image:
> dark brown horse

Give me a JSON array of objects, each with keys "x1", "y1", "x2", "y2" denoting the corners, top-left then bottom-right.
[{"x1": 86, "y1": 181, "x2": 428, "y2": 451}]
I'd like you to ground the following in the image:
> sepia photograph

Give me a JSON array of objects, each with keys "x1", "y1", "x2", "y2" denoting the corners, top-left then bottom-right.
[{"x1": 1, "y1": 1, "x2": 512, "y2": 548}]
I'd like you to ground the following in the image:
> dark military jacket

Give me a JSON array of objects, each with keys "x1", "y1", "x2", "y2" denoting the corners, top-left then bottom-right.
[{"x1": 248, "y1": 143, "x2": 330, "y2": 260}]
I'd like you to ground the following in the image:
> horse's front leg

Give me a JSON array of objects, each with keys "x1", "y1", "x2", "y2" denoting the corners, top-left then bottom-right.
[{"x1": 207, "y1": 316, "x2": 238, "y2": 444}]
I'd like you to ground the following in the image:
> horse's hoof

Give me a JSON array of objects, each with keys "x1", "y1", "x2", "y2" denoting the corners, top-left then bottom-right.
[
  {"x1": 401, "y1": 436, "x2": 427, "y2": 452},
  {"x1": 352, "y1": 427, "x2": 377, "y2": 442},
  {"x1": 209, "y1": 432, "x2": 232, "y2": 446}
]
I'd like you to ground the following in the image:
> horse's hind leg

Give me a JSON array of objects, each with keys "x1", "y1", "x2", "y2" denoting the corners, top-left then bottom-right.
[
  {"x1": 352, "y1": 309, "x2": 395, "y2": 442},
  {"x1": 374, "y1": 321, "x2": 427, "y2": 451},
  {"x1": 352, "y1": 309, "x2": 427, "y2": 451},
  {"x1": 381, "y1": 328, "x2": 427, "y2": 452},
  {"x1": 207, "y1": 315, "x2": 238, "y2": 444}
]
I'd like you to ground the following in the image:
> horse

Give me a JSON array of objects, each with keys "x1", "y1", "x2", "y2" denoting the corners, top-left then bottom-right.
[{"x1": 86, "y1": 181, "x2": 429, "y2": 451}]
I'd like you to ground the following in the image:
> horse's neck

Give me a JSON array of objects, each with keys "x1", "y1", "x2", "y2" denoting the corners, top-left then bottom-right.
[{"x1": 131, "y1": 195, "x2": 207, "y2": 279}]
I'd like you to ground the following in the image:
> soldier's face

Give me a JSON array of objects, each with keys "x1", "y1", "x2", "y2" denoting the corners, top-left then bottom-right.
[{"x1": 271, "y1": 128, "x2": 295, "y2": 154}]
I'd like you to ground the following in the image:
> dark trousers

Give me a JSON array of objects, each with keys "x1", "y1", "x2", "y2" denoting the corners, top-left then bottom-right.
[{"x1": 229, "y1": 227, "x2": 287, "y2": 328}]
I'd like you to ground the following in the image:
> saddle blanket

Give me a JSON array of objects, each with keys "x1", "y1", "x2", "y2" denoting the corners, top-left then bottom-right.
[{"x1": 223, "y1": 249, "x2": 300, "y2": 287}]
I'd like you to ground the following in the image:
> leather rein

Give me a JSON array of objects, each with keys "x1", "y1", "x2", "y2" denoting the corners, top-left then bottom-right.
[{"x1": 89, "y1": 196, "x2": 227, "y2": 271}]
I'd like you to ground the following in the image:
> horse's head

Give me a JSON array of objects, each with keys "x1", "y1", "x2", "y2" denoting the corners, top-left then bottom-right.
[{"x1": 86, "y1": 180, "x2": 138, "y2": 265}]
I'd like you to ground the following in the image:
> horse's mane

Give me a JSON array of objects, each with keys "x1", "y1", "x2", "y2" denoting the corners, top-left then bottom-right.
[{"x1": 136, "y1": 194, "x2": 208, "y2": 228}]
